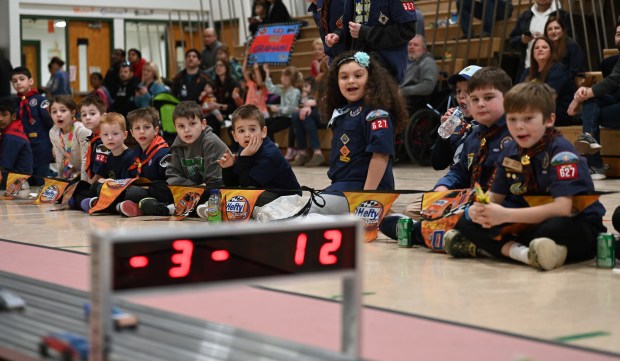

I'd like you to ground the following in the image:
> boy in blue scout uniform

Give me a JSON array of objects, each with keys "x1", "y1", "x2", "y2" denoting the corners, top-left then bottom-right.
[
  {"x1": 380, "y1": 67, "x2": 514, "y2": 243},
  {"x1": 0, "y1": 99, "x2": 33, "y2": 189},
  {"x1": 334, "y1": 0, "x2": 417, "y2": 82},
  {"x1": 215, "y1": 104, "x2": 301, "y2": 207},
  {"x1": 10, "y1": 66, "x2": 53, "y2": 186},
  {"x1": 445, "y1": 82, "x2": 605, "y2": 271}
]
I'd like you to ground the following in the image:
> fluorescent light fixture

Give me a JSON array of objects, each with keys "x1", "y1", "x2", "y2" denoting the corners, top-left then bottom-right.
[{"x1": 54, "y1": 21, "x2": 66, "y2": 28}]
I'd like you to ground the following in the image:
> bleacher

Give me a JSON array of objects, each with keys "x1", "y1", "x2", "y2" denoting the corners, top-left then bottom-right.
[{"x1": 232, "y1": 1, "x2": 620, "y2": 173}]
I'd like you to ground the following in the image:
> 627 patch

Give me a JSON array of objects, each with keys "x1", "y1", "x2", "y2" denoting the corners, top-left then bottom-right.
[
  {"x1": 371, "y1": 119, "x2": 388, "y2": 130},
  {"x1": 556, "y1": 163, "x2": 578, "y2": 180}
]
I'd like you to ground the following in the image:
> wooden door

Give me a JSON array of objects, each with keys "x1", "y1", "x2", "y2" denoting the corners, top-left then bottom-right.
[
  {"x1": 22, "y1": 41, "x2": 40, "y2": 89},
  {"x1": 67, "y1": 20, "x2": 111, "y2": 95}
]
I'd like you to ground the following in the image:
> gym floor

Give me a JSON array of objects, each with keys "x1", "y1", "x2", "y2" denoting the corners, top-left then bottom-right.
[{"x1": 1, "y1": 162, "x2": 619, "y2": 360}]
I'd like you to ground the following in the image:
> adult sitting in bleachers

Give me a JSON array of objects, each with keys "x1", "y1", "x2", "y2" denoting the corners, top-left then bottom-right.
[
  {"x1": 209, "y1": 59, "x2": 240, "y2": 133},
  {"x1": 171, "y1": 49, "x2": 209, "y2": 103},
  {"x1": 263, "y1": 0, "x2": 292, "y2": 24},
  {"x1": 135, "y1": 62, "x2": 169, "y2": 108},
  {"x1": 204, "y1": 45, "x2": 243, "y2": 83},
  {"x1": 399, "y1": 35, "x2": 438, "y2": 114},
  {"x1": 521, "y1": 37, "x2": 574, "y2": 126},
  {"x1": 509, "y1": 0, "x2": 571, "y2": 81},
  {"x1": 544, "y1": 15, "x2": 585, "y2": 83},
  {"x1": 127, "y1": 48, "x2": 147, "y2": 81},
  {"x1": 567, "y1": 22, "x2": 620, "y2": 180}
]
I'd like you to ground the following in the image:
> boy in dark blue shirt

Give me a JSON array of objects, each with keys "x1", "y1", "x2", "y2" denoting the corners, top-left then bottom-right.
[
  {"x1": 10, "y1": 66, "x2": 53, "y2": 186},
  {"x1": 81, "y1": 112, "x2": 135, "y2": 212},
  {"x1": 0, "y1": 99, "x2": 33, "y2": 190},
  {"x1": 116, "y1": 108, "x2": 173, "y2": 217},
  {"x1": 214, "y1": 104, "x2": 301, "y2": 211}
]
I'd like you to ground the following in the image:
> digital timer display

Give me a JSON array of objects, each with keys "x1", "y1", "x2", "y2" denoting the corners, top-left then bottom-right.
[{"x1": 112, "y1": 226, "x2": 357, "y2": 290}]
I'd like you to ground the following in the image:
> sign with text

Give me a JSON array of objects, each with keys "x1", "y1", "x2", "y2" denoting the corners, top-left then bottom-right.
[{"x1": 248, "y1": 22, "x2": 303, "y2": 66}]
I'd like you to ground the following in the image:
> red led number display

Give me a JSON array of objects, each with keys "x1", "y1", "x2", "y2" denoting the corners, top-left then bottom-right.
[{"x1": 113, "y1": 226, "x2": 356, "y2": 290}]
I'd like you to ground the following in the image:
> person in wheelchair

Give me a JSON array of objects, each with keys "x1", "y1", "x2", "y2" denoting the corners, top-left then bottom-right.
[
  {"x1": 431, "y1": 65, "x2": 481, "y2": 170},
  {"x1": 399, "y1": 35, "x2": 439, "y2": 114}
]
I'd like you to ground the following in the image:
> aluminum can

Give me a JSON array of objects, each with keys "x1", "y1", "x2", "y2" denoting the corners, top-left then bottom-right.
[
  {"x1": 597, "y1": 233, "x2": 615, "y2": 268},
  {"x1": 397, "y1": 218, "x2": 413, "y2": 248}
]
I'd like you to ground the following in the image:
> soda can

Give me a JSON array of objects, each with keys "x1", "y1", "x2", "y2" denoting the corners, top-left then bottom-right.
[
  {"x1": 397, "y1": 218, "x2": 413, "y2": 248},
  {"x1": 596, "y1": 233, "x2": 615, "y2": 269}
]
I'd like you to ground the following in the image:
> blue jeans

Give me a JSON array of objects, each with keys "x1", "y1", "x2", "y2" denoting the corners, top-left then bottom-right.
[
  {"x1": 456, "y1": 0, "x2": 513, "y2": 36},
  {"x1": 581, "y1": 94, "x2": 620, "y2": 168},
  {"x1": 291, "y1": 108, "x2": 324, "y2": 150}
]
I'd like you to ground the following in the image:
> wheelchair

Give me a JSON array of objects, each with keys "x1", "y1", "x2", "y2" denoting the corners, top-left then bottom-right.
[{"x1": 401, "y1": 88, "x2": 457, "y2": 165}]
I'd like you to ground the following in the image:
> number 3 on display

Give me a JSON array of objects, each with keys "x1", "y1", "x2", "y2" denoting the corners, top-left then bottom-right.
[
  {"x1": 294, "y1": 230, "x2": 342, "y2": 266},
  {"x1": 169, "y1": 240, "x2": 194, "y2": 278}
]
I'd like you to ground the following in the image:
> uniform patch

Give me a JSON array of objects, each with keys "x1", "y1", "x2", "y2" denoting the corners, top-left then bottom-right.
[
  {"x1": 542, "y1": 152, "x2": 549, "y2": 169},
  {"x1": 510, "y1": 182, "x2": 527, "y2": 195},
  {"x1": 371, "y1": 119, "x2": 388, "y2": 130},
  {"x1": 40, "y1": 99, "x2": 50, "y2": 109},
  {"x1": 350, "y1": 106, "x2": 362, "y2": 117},
  {"x1": 401, "y1": 1, "x2": 416, "y2": 11},
  {"x1": 159, "y1": 154, "x2": 171, "y2": 168},
  {"x1": 366, "y1": 109, "x2": 389, "y2": 122},
  {"x1": 29, "y1": 98, "x2": 38, "y2": 107},
  {"x1": 340, "y1": 133, "x2": 350, "y2": 145},
  {"x1": 378, "y1": 11, "x2": 389, "y2": 25},
  {"x1": 500, "y1": 136, "x2": 512, "y2": 149},
  {"x1": 502, "y1": 157, "x2": 522, "y2": 173},
  {"x1": 556, "y1": 163, "x2": 578, "y2": 180},
  {"x1": 467, "y1": 153, "x2": 474, "y2": 169},
  {"x1": 550, "y1": 151, "x2": 579, "y2": 166},
  {"x1": 340, "y1": 145, "x2": 350, "y2": 162},
  {"x1": 336, "y1": 17, "x2": 343, "y2": 29}
]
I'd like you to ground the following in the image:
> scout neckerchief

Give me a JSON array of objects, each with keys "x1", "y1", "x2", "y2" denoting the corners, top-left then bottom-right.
[
  {"x1": 470, "y1": 124, "x2": 501, "y2": 187},
  {"x1": 85, "y1": 131, "x2": 100, "y2": 179},
  {"x1": 128, "y1": 135, "x2": 169, "y2": 177},
  {"x1": 17, "y1": 89, "x2": 39, "y2": 125},
  {"x1": 1, "y1": 119, "x2": 28, "y2": 141},
  {"x1": 517, "y1": 128, "x2": 560, "y2": 194},
  {"x1": 58, "y1": 124, "x2": 74, "y2": 178}
]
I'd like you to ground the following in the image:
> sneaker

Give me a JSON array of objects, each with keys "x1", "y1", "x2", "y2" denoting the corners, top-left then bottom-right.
[
  {"x1": 575, "y1": 133, "x2": 602, "y2": 154},
  {"x1": 80, "y1": 197, "x2": 98, "y2": 212},
  {"x1": 292, "y1": 153, "x2": 310, "y2": 166},
  {"x1": 589, "y1": 166, "x2": 607, "y2": 180},
  {"x1": 196, "y1": 204, "x2": 209, "y2": 220},
  {"x1": 527, "y1": 237, "x2": 567, "y2": 271},
  {"x1": 117, "y1": 200, "x2": 143, "y2": 217},
  {"x1": 284, "y1": 147, "x2": 297, "y2": 161},
  {"x1": 305, "y1": 152, "x2": 325, "y2": 167},
  {"x1": 443, "y1": 229, "x2": 478, "y2": 258},
  {"x1": 138, "y1": 197, "x2": 171, "y2": 216},
  {"x1": 379, "y1": 214, "x2": 406, "y2": 240}
]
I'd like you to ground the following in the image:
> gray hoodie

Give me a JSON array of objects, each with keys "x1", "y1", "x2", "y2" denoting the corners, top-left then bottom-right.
[{"x1": 166, "y1": 126, "x2": 228, "y2": 187}]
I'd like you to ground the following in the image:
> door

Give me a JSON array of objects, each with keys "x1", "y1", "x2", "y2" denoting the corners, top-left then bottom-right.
[
  {"x1": 67, "y1": 20, "x2": 111, "y2": 95},
  {"x1": 22, "y1": 41, "x2": 41, "y2": 89}
]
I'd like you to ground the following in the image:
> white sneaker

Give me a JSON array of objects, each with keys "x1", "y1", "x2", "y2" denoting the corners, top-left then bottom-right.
[
  {"x1": 589, "y1": 166, "x2": 607, "y2": 180},
  {"x1": 196, "y1": 204, "x2": 209, "y2": 220},
  {"x1": 527, "y1": 237, "x2": 567, "y2": 271}
]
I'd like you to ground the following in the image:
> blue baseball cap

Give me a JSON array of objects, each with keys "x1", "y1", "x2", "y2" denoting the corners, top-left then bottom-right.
[{"x1": 448, "y1": 65, "x2": 482, "y2": 85}]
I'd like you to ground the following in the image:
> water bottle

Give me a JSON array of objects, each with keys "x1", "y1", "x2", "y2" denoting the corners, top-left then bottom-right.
[
  {"x1": 449, "y1": 11, "x2": 458, "y2": 25},
  {"x1": 438, "y1": 107, "x2": 464, "y2": 139},
  {"x1": 207, "y1": 189, "x2": 222, "y2": 223}
]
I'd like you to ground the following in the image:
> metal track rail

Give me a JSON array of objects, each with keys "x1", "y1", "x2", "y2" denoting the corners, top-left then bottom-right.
[{"x1": 0, "y1": 271, "x2": 361, "y2": 361}]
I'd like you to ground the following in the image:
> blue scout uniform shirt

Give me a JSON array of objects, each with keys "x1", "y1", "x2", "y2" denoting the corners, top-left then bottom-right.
[
  {"x1": 308, "y1": 0, "x2": 346, "y2": 59},
  {"x1": 95, "y1": 148, "x2": 134, "y2": 180},
  {"x1": 0, "y1": 134, "x2": 33, "y2": 189},
  {"x1": 341, "y1": 0, "x2": 417, "y2": 82},
  {"x1": 491, "y1": 136, "x2": 605, "y2": 226},
  {"x1": 431, "y1": 120, "x2": 476, "y2": 170},
  {"x1": 435, "y1": 116, "x2": 512, "y2": 190},
  {"x1": 128, "y1": 146, "x2": 170, "y2": 182},
  {"x1": 20, "y1": 93, "x2": 53, "y2": 166},
  {"x1": 326, "y1": 102, "x2": 395, "y2": 192},
  {"x1": 89, "y1": 137, "x2": 107, "y2": 177},
  {"x1": 233, "y1": 137, "x2": 301, "y2": 196}
]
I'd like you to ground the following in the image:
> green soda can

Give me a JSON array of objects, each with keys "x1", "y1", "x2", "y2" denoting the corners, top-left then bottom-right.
[
  {"x1": 597, "y1": 233, "x2": 615, "y2": 268},
  {"x1": 397, "y1": 218, "x2": 413, "y2": 248}
]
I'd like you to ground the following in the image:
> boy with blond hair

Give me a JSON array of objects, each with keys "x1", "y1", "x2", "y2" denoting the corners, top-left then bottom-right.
[{"x1": 445, "y1": 82, "x2": 605, "y2": 271}]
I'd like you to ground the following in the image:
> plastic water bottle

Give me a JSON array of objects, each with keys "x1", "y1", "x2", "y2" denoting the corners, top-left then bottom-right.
[
  {"x1": 207, "y1": 189, "x2": 222, "y2": 223},
  {"x1": 449, "y1": 11, "x2": 458, "y2": 25},
  {"x1": 438, "y1": 107, "x2": 464, "y2": 139}
]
